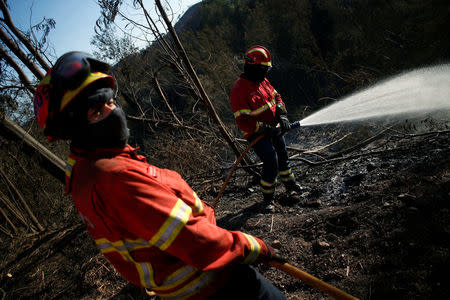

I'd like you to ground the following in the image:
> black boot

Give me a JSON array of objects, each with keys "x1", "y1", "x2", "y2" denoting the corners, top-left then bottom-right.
[
  {"x1": 262, "y1": 193, "x2": 276, "y2": 212},
  {"x1": 284, "y1": 181, "x2": 305, "y2": 196}
]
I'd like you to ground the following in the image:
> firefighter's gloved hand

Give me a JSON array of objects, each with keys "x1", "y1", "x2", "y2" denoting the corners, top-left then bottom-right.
[
  {"x1": 276, "y1": 104, "x2": 290, "y2": 132},
  {"x1": 279, "y1": 115, "x2": 291, "y2": 132},
  {"x1": 255, "y1": 244, "x2": 287, "y2": 264},
  {"x1": 263, "y1": 126, "x2": 282, "y2": 137},
  {"x1": 267, "y1": 246, "x2": 287, "y2": 263}
]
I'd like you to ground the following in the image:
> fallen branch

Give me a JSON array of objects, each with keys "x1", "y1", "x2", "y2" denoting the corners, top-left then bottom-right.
[
  {"x1": 0, "y1": 224, "x2": 13, "y2": 238},
  {"x1": 328, "y1": 126, "x2": 393, "y2": 159},
  {"x1": 304, "y1": 133, "x2": 352, "y2": 154},
  {"x1": 0, "y1": 166, "x2": 44, "y2": 231},
  {"x1": 0, "y1": 206, "x2": 17, "y2": 234},
  {"x1": 389, "y1": 129, "x2": 450, "y2": 139},
  {"x1": 0, "y1": 190, "x2": 29, "y2": 229}
]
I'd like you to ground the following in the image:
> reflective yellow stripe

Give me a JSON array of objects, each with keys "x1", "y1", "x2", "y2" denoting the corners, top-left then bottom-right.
[
  {"x1": 233, "y1": 109, "x2": 251, "y2": 118},
  {"x1": 281, "y1": 174, "x2": 295, "y2": 182},
  {"x1": 247, "y1": 48, "x2": 269, "y2": 58},
  {"x1": 159, "y1": 265, "x2": 198, "y2": 290},
  {"x1": 156, "y1": 271, "x2": 215, "y2": 299},
  {"x1": 240, "y1": 128, "x2": 249, "y2": 137},
  {"x1": 250, "y1": 98, "x2": 276, "y2": 116},
  {"x1": 95, "y1": 238, "x2": 157, "y2": 288},
  {"x1": 243, "y1": 233, "x2": 261, "y2": 263},
  {"x1": 150, "y1": 199, "x2": 191, "y2": 251},
  {"x1": 65, "y1": 157, "x2": 76, "y2": 177},
  {"x1": 60, "y1": 72, "x2": 111, "y2": 111},
  {"x1": 192, "y1": 192, "x2": 203, "y2": 216},
  {"x1": 260, "y1": 178, "x2": 275, "y2": 187},
  {"x1": 260, "y1": 186, "x2": 275, "y2": 194},
  {"x1": 234, "y1": 97, "x2": 276, "y2": 119},
  {"x1": 135, "y1": 262, "x2": 154, "y2": 287},
  {"x1": 279, "y1": 168, "x2": 292, "y2": 176},
  {"x1": 246, "y1": 48, "x2": 272, "y2": 66}
]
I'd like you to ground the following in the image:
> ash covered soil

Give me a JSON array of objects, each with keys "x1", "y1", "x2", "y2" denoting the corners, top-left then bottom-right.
[{"x1": 1, "y1": 121, "x2": 449, "y2": 299}]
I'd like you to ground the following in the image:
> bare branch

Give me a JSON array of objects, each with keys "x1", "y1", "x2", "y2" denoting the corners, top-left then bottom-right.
[
  {"x1": 0, "y1": 26, "x2": 44, "y2": 79},
  {"x1": 0, "y1": 44, "x2": 35, "y2": 94},
  {"x1": 0, "y1": 0, "x2": 51, "y2": 70},
  {"x1": 0, "y1": 166, "x2": 44, "y2": 231}
]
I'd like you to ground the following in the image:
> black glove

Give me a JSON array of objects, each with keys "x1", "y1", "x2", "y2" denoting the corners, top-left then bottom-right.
[
  {"x1": 276, "y1": 104, "x2": 290, "y2": 131},
  {"x1": 279, "y1": 115, "x2": 290, "y2": 131},
  {"x1": 255, "y1": 244, "x2": 287, "y2": 264},
  {"x1": 261, "y1": 124, "x2": 282, "y2": 137}
]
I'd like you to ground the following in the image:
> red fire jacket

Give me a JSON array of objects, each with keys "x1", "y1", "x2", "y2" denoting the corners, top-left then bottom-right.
[
  {"x1": 230, "y1": 75, "x2": 284, "y2": 139},
  {"x1": 65, "y1": 145, "x2": 270, "y2": 299}
]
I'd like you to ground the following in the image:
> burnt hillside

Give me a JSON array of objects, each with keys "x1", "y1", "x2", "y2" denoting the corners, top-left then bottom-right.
[
  {"x1": 1, "y1": 121, "x2": 449, "y2": 299},
  {"x1": 0, "y1": 0, "x2": 449, "y2": 299}
]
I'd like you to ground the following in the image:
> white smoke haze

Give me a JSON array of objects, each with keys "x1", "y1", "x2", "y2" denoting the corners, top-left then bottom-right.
[{"x1": 300, "y1": 64, "x2": 450, "y2": 126}]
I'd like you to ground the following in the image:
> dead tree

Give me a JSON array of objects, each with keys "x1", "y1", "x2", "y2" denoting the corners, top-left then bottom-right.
[{"x1": 96, "y1": 0, "x2": 256, "y2": 173}]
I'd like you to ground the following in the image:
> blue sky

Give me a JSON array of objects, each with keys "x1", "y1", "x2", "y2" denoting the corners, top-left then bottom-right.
[{"x1": 9, "y1": 0, "x2": 201, "y2": 59}]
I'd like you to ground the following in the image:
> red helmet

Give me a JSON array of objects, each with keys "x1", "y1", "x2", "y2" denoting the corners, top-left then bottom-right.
[
  {"x1": 34, "y1": 52, "x2": 115, "y2": 140},
  {"x1": 244, "y1": 45, "x2": 272, "y2": 66}
]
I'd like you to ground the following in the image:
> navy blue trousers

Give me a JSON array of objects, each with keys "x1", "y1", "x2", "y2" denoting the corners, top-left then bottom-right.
[
  {"x1": 207, "y1": 265, "x2": 286, "y2": 300},
  {"x1": 248, "y1": 134, "x2": 294, "y2": 196}
]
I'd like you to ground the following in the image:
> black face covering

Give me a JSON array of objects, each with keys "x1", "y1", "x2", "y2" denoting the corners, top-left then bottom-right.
[
  {"x1": 72, "y1": 106, "x2": 130, "y2": 151},
  {"x1": 243, "y1": 63, "x2": 271, "y2": 83}
]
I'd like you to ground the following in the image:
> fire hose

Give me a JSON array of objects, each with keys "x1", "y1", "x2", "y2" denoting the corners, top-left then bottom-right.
[
  {"x1": 212, "y1": 121, "x2": 359, "y2": 299},
  {"x1": 269, "y1": 261, "x2": 359, "y2": 300}
]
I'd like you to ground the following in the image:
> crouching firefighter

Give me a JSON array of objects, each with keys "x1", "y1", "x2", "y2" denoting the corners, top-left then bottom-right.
[
  {"x1": 33, "y1": 52, "x2": 286, "y2": 300},
  {"x1": 230, "y1": 45, "x2": 303, "y2": 212}
]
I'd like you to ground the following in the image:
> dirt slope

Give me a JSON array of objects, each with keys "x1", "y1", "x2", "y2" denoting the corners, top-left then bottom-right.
[{"x1": 1, "y1": 122, "x2": 449, "y2": 299}]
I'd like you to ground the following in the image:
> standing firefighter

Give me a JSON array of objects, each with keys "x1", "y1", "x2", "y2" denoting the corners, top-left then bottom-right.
[
  {"x1": 230, "y1": 46, "x2": 303, "y2": 212},
  {"x1": 33, "y1": 52, "x2": 286, "y2": 299}
]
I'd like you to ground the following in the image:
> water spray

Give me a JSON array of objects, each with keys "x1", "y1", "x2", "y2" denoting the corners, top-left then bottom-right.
[
  {"x1": 300, "y1": 64, "x2": 450, "y2": 126},
  {"x1": 214, "y1": 64, "x2": 449, "y2": 299}
]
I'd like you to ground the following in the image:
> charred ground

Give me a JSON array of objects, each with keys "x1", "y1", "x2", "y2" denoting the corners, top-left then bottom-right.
[{"x1": 1, "y1": 120, "x2": 449, "y2": 300}]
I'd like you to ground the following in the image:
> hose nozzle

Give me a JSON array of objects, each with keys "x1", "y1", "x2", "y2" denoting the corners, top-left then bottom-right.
[{"x1": 290, "y1": 121, "x2": 301, "y2": 129}]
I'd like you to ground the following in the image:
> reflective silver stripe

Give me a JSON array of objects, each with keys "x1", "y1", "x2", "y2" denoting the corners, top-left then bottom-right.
[
  {"x1": 280, "y1": 173, "x2": 295, "y2": 182},
  {"x1": 260, "y1": 186, "x2": 275, "y2": 194},
  {"x1": 124, "y1": 239, "x2": 150, "y2": 250},
  {"x1": 260, "y1": 178, "x2": 275, "y2": 187},
  {"x1": 279, "y1": 168, "x2": 292, "y2": 176},
  {"x1": 233, "y1": 109, "x2": 251, "y2": 118},
  {"x1": 150, "y1": 199, "x2": 192, "y2": 251},
  {"x1": 139, "y1": 262, "x2": 153, "y2": 287},
  {"x1": 243, "y1": 233, "x2": 261, "y2": 263},
  {"x1": 192, "y1": 192, "x2": 203, "y2": 216},
  {"x1": 234, "y1": 98, "x2": 276, "y2": 119},
  {"x1": 95, "y1": 238, "x2": 157, "y2": 287},
  {"x1": 162, "y1": 265, "x2": 197, "y2": 286},
  {"x1": 97, "y1": 241, "x2": 127, "y2": 252},
  {"x1": 158, "y1": 271, "x2": 214, "y2": 299},
  {"x1": 65, "y1": 157, "x2": 76, "y2": 176},
  {"x1": 251, "y1": 98, "x2": 276, "y2": 116}
]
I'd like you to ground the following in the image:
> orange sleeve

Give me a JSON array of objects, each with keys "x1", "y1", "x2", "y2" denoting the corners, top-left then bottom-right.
[{"x1": 101, "y1": 166, "x2": 270, "y2": 271}]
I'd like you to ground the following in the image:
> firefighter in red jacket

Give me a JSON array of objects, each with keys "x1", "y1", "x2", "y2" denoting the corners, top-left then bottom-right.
[
  {"x1": 230, "y1": 46, "x2": 303, "y2": 212},
  {"x1": 33, "y1": 52, "x2": 286, "y2": 300}
]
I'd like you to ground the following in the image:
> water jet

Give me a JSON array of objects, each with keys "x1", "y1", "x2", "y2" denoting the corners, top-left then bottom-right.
[{"x1": 299, "y1": 64, "x2": 450, "y2": 126}]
